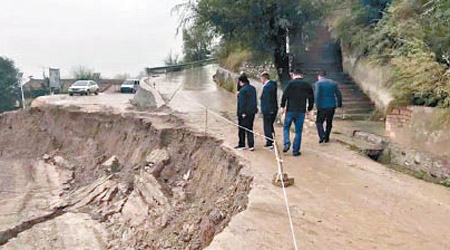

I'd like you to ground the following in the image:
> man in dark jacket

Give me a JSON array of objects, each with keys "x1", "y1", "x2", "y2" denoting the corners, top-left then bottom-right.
[
  {"x1": 280, "y1": 68, "x2": 314, "y2": 156},
  {"x1": 235, "y1": 75, "x2": 258, "y2": 151},
  {"x1": 236, "y1": 71, "x2": 246, "y2": 93},
  {"x1": 260, "y1": 72, "x2": 278, "y2": 149},
  {"x1": 315, "y1": 70, "x2": 343, "y2": 143}
]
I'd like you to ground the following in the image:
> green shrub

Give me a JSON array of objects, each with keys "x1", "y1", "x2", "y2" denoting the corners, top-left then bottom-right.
[
  {"x1": 219, "y1": 49, "x2": 252, "y2": 72},
  {"x1": 331, "y1": 0, "x2": 450, "y2": 107}
]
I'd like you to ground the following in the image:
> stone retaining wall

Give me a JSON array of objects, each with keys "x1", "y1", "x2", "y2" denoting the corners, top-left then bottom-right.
[
  {"x1": 386, "y1": 106, "x2": 450, "y2": 158},
  {"x1": 346, "y1": 130, "x2": 450, "y2": 180},
  {"x1": 341, "y1": 45, "x2": 394, "y2": 114}
]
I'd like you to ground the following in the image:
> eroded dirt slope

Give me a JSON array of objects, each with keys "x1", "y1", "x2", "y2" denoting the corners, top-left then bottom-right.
[{"x1": 0, "y1": 106, "x2": 252, "y2": 249}]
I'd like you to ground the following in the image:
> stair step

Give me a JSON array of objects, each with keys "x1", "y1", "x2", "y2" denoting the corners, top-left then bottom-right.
[
  {"x1": 342, "y1": 101, "x2": 374, "y2": 107},
  {"x1": 342, "y1": 94, "x2": 371, "y2": 100},
  {"x1": 337, "y1": 108, "x2": 374, "y2": 114},
  {"x1": 341, "y1": 105, "x2": 374, "y2": 110},
  {"x1": 294, "y1": 26, "x2": 375, "y2": 121},
  {"x1": 334, "y1": 113, "x2": 373, "y2": 121}
]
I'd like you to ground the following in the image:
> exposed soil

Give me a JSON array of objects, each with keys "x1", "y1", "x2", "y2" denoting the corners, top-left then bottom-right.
[{"x1": 0, "y1": 106, "x2": 252, "y2": 249}]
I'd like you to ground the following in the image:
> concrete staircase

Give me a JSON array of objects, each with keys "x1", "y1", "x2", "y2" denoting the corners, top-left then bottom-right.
[{"x1": 293, "y1": 25, "x2": 375, "y2": 120}]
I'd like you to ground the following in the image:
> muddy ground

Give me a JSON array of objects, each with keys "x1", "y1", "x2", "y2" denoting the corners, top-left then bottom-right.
[{"x1": 0, "y1": 102, "x2": 251, "y2": 249}]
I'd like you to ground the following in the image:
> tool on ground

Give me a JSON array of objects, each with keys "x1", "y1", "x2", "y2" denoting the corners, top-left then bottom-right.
[{"x1": 272, "y1": 133, "x2": 295, "y2": 188}]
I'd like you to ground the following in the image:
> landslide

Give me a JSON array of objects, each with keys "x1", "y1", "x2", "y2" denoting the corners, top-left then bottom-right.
[{"x1": 0, "y1": 106, "x2": 252, "y2": 249}]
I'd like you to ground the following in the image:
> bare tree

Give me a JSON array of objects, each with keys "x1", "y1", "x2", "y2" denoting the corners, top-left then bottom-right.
[
  {"x1": 114, "y1": 73, "x2": 131, "y2": 80},
  {"x1": 164, "y1": 51, "x2": 180, "y2": 66},
  {"x1": 71, "y1": 65, "x2": 95, "y2": 80}
]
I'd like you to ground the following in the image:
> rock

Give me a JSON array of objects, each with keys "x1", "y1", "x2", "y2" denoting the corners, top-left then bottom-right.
[
  {"x1": 121, "y1": 171, "x2": 169, "y2": 226},
  {"x1": 53, "y1": 156, "x2": 73, "y2": 170},
  {"x1": 209, "y1": 209, "x2": 225, "y2": 224},
  {"x1": 414, "y1": 154, "x2": 421, "y2": 164},
  {"x1": 183, "y1": 169, "x2": 191, "y2": 181},
  {"x1": 145, "y1": 149, "x2": 170, "y2": 166},
  {"x1": 43, "y1": 154, "x2": 51, "y2": 161},
  {"x1": 102, "y1": 156, "x2": 121, "y2": 174},
  {"x1": 199, "y1": 218, "x2": 215, "y2": 244}
]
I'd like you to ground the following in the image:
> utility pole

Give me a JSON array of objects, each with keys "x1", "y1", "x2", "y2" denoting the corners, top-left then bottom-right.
[{"x1": 17, "y1": 73, "x2": 26, "y2": 109}]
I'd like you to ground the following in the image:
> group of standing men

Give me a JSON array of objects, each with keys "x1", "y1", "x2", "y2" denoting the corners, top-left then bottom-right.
[{"x1": 235, "y1": 68, "x2": 342, "y2": 157}]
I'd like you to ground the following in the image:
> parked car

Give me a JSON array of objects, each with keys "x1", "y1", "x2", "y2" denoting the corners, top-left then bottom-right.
[
  {"x1": 68, "y1": 80, "x2": 99, "y2": 96},
  {"x1": 120, "y1": 79, "x2": 140, "y2": 93}
]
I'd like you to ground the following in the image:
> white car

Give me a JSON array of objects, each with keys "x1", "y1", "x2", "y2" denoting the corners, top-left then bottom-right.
[
  {"x1": 120, "y1": 79, "x2": 140, "y2": 93},
  {"x1": 69, "y1": 80, "x2": 99, "y2": 96}
]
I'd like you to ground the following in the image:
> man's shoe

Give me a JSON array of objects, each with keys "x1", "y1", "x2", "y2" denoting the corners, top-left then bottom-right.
[
  {"x1": 324, "y1": 138, "x2": 330, "y2": 143},
  {"x1": 283, "y1": 147, "x2": 289, "y2": 153},
  {"x1": 263, "y1": 144, "x2": 274, "y2": 149},
  {"x1": 234, "y1": 145, "x2": 246, "y2": 150},
  {"x1": 249, "y1": 147, "x2": 255, "y2": 151},
  {"x1": 293, "y1": 152, "x2": 301, "y2": 157},
  {"x1": 319, "y1": 138, "x2": 325, "y2": 144}
]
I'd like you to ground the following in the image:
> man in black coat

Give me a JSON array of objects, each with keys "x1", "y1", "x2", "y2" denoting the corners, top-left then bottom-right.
[
  {"x1": 260, "y1": 72, "x2": 278, "y2": 149},
  {"x1": 235, "y1": 75, "x2": 258, "y2": 151},
  {"x1": 280, "y1": 68, "x2": 314, "y2": 156}
]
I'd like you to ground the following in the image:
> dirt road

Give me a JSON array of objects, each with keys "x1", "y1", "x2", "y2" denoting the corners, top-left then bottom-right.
[{"x1": 157, "y1": 65, "x2": 450, "y2": 249}]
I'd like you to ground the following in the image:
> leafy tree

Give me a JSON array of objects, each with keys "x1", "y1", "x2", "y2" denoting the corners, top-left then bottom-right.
[
  {"x1": 0, "y1": 57, "x2": 20, "y2": 112},
  {"x1": 420, "y1": 0, "x2": 450, "y2": 66},
  {"x1": 182, "y1": 21, "x2": 214, "y2": 62},
  {"x1": 174, "y1": 0, "x2": 323, "y2": 84},
  {"x1": 71, "y1": 65, "x2": 95, "y2": 80}
]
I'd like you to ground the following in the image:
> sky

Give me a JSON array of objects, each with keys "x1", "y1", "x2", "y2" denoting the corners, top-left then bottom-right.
[{"x1": 0, "y1": 0, "x2": 183, "y2": 78}]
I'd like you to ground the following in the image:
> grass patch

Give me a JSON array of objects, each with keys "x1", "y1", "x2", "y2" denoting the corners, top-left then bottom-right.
[{"x1": 441, "y1": 179, "x2": 450, "y2": 187}]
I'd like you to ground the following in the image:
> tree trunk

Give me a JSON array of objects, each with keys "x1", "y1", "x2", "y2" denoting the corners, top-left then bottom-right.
[{"x1": 273, "y1": 27, "x2": 290, "y2": 88}]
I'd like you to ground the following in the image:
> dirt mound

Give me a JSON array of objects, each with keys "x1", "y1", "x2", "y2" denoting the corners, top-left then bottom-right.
[{"x1": 0, "y1": 107, "x2": 252, "y2": 249}]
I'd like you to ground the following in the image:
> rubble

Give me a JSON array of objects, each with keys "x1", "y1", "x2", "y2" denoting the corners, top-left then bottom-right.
[
  {"x1": 0, "y1": 107, "x2": 252, "y2": 249},
  {"x1": 101, "y1": 156, "x2": 121, "y2": 174}
]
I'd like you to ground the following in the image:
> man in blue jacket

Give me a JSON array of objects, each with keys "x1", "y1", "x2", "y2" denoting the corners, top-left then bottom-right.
[
  {"x1": 315, "y1": 70, "x2": 343, "y2": 143},
  {"x1": 235, "y1": 75, "x2": 258, "y2": 151},
  {"x1": 260, "y1": 72, "x2": 278, "y2": 149}
]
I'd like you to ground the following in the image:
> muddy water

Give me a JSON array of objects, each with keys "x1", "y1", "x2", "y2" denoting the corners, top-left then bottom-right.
[
  {"x1": 153, "y1": 65, "x2": 238, "y2": 115},
  {"x1": 155, "y1": 64, "x2": 267, "y2": 118}
]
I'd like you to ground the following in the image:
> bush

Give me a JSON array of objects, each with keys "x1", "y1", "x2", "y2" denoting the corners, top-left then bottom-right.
[
  {"x1": 0, "y1": 56, "x2": 20, "y2": 112},
  {"x1": 331, "y1": 0, "x2": 450, "y2": 108},
  {"x1": 219, "y1": 49, "x2": 252, "y2": 72}
]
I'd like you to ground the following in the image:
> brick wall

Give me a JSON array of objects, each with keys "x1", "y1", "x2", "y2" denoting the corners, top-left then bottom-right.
[{"x1": 385, "y1": 106, "x2": 413, "y2": 134}]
